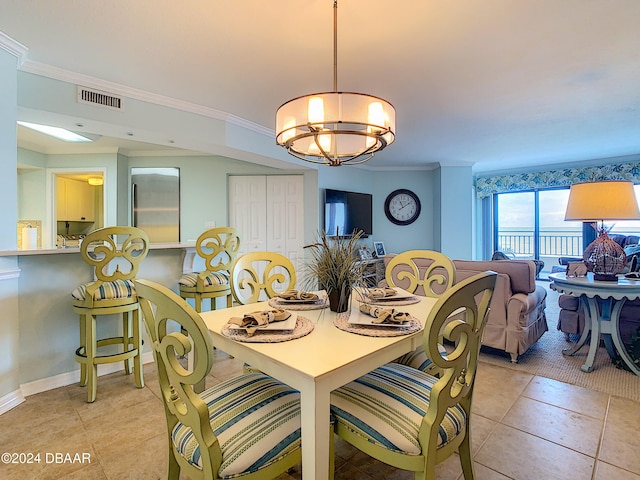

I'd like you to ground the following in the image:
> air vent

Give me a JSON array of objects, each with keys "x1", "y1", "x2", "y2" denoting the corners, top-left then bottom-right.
[{"x1": 77, "y1": 86, "x2": 123, "y2": 111}]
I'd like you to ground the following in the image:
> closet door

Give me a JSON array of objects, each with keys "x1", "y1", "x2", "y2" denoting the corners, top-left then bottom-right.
[
  {"x1": 266, "y1": 175, "x2": 304, "y2": 272},
  {"x1": 228, "y1": 175, "x2": 267, "y2": 254},
  {"x1": 228, "y1": 175, "x2": 304, "y2": 270}
]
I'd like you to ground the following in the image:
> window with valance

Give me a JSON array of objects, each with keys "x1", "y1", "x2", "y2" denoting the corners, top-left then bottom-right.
[{"x1": 475, "y1": 161, "x2": 640, "y2": 199}]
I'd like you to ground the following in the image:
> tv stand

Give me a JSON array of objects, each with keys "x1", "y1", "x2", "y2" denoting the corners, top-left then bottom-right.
[{"x1": 359, "y1": 258, "x2": 385, "y2": 287}]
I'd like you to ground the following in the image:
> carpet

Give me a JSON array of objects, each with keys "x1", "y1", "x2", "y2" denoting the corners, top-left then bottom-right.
[{"x1": 478, "y1": 282, "x2": 640, "y2": 402}]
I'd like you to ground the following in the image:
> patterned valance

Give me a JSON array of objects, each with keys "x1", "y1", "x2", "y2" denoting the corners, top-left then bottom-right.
[{"x1": 475, "y1": 161, "x2": 640, "y2": 199}]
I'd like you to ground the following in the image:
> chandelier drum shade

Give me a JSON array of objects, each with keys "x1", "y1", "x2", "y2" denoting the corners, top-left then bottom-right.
[
  {"x1": 275, "y1": 92, "x2": 395, "y2": 166},
  {"x1": 275, "y1": 0, "x2": 395, "y2": 166},
  {"x1": 564, "y1": 180, "x2": 640, "y2": 281}
]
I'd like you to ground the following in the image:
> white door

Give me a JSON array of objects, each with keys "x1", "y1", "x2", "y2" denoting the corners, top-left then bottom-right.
[
  {"x1": 229, "y1": 174, "x2": 305, "y2": 265},
  {"x1": 228, "y1": 175, "x2": 267, "y2": 254}
]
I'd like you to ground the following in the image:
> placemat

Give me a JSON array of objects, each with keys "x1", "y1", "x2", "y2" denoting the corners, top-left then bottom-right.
[
  {"x1": 221, "y1": 316, "x2": 314, "y2": 343},
  {"x1": 267, "y1": 295, "x2": 329, "y2": 311},
  {"x1": 362, "y1": 297, "x2": 421, "y2": 306},
  {"x1": 333, "y1": 313, "x2": 422, "y2": 337}
]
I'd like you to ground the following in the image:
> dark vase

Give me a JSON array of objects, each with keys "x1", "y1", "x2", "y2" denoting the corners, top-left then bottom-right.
[{"x1": 328, "y1": 288, "x2": 351, "y2": 313}]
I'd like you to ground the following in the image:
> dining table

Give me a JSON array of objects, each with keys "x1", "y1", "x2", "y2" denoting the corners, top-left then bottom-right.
[{"x1": 199, "y1": 289, "x2": 437, "y2": 480}]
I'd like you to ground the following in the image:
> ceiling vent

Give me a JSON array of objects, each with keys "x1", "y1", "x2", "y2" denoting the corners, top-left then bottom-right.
[{"x1": 77, "y1": 86, "x2": 123, "y2": 111}]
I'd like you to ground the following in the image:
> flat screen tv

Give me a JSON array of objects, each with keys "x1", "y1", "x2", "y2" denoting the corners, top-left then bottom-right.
[{"x1": 324, "y1": 188, "x2": 373, "y2": 237}]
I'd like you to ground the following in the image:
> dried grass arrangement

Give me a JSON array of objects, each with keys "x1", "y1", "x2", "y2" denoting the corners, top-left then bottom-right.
[{"x1": 303, "y1": 230, "x2": 367, "y2": 312}]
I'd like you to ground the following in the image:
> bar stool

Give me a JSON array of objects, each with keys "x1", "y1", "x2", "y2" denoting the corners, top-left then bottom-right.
[
  {"x1": 71, "y1": 226, "x2": 149, "y2": 402},
  {"x1": 179, "y1": 227, "x2": 240, "y2": 312}
]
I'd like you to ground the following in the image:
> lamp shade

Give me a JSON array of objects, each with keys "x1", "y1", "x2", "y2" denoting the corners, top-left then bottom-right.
[
  {"x1": 275, "y1": 91, "x2": 395, "y2": 166},
  {"x1": 564, "y1": 180, "x2": 640, "y2": 222}
]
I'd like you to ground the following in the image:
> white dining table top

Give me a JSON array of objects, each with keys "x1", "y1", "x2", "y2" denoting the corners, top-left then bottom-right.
[
  {"x1": 200, "y1": 289, "x2": 438, "y2": 480},
  {"x1": 200, "y1": 291, "x2": 437, "y2": 383}
]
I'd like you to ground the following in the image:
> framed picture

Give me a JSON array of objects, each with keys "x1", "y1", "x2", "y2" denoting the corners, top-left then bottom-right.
[
  {"x1": 373, "y1": 241, "x2": 386, "y2": 258},
  {"x1": 357, "y1": 246, "x2": 373, "y2": 261}
]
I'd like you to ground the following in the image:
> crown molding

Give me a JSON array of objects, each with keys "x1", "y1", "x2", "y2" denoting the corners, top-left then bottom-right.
[
  {"x1": 0, "y1": 31, "x2": 28, "y2": 67},
  {"x1": 19, "y1": 60, "x2": 273, "y2": 137}
]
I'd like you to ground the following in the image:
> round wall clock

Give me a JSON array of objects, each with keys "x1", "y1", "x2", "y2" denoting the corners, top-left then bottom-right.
[{"x1": 384, "y1": 189, "x2": 421, "y2": 225}]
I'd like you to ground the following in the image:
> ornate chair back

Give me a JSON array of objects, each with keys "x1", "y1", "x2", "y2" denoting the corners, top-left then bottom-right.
[
  {"x1": 384, "y1": 249, "x2": 456, "y2": 297},
  {"x1": 73, "y1": 226, "x2": 150, "y2": 309},
  {"x1": 230, "y1": 251, "x2": 297, "y2": 305}
]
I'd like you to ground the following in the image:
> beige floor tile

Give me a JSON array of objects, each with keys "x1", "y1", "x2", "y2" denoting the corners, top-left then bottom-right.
[
  {"x1": 599, "y1": 400, "x2": 640, "y2": 474},
  {"x1": 595, "y1": 461, "x2": 640, "y2": 480},
  {"x1": 469, "y1": 414, "x2": 499, "y2": 455},
  {"x1": 470, "y1": 462, "x2": 512, "y2": 480},
  {"x1": 475, "y1": 424, "x2": 594, "y2": 480},
  {"x1": 334, "y1": 461, "x2": 375, "y2": 479},
  {"x1": 83, "y1": 398, "x2": 166, "y2": 452},
  {"x1": 433, "y1": 454, "x2": 463, "y2": 480},
  {"x1": 472, "y1": 363, "x2": 534, "y2": 422},
  {"x1": 97, "y1": 433, "x2": 168, "y2": 480},
  {"x1": 522, "y1": 375, "x2": 610, "y2": 419},
  {"x1": 67, "y1": 372, "x2": 160, "y2": 424},
  {"x1": 599, "y1": 396, "x2": 640, "y2": 474},
  {"x1": 606, "y1": 396, "x2": 640, "y2": 429},
  {"x1": 56, "y1": 462, "x2": 109, "y2": 479},
  {"x1": 501, "y1": 396, "x2": 604, "y2": 456}
]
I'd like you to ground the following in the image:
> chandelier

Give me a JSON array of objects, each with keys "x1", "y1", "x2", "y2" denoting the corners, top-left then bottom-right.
[{"x1": 275, "y1": 0, "x2": 396, "y2": 167}]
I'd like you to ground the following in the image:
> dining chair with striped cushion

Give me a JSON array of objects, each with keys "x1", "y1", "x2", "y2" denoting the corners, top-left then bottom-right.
[
  {"x1": 135, "y1": 279, "x2": 332, "y2": 480},
  {"x1": 330, "y1": 271, "x2": 497, "y2": 480},
  {"x1": 385, "y1": 249, "x2": 457, "y2": 375}
]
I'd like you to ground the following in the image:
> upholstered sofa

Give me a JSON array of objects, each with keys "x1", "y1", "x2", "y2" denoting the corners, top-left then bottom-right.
[{"x1": 383, "y1": 255, "x2": 548, "y2": 362}]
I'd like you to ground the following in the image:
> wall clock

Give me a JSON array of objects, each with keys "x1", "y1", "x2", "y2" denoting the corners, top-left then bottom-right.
[{"x1": 384, "y1": 189, "x2": 421, "y2": 226}]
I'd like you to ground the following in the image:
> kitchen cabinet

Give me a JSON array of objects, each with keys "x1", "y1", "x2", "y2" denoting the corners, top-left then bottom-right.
[{"x1": 56, "y1": 177, "x2": 95, "y2": 222}]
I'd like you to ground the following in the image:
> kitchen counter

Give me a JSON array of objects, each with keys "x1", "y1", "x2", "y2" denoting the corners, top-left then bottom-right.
[{"x1": 0, "y1": 242, "x2": 196, "y2": 257}]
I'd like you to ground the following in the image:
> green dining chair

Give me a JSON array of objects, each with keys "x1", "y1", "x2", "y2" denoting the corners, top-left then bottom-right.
[
  {"x1": 385, "y1": 249, "x2": 457, "y2": 375},
  {"x1": 135, "y1": 279, "x2": 331, "y2": 480},
  {"x1": 230, "y1": 251, "x2": 297, "y2": 305},
  {"x1": 330, "y1": 271, "x2": 497, "y2": 480}
]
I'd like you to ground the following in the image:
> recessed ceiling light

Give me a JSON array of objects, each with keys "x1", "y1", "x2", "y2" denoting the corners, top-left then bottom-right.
[{"x1": 17, "y1": 121, "x2": 93, "y2": 142}]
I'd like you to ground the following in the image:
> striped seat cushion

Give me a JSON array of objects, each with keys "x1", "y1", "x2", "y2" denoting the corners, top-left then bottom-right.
[
  {"x1": 172, "y1": 373, "x2": 301, "y2": 478},
  {"x1": 392, "y1": 344, "x2": 447, "y2": 375},
  {"x1": 179, "y1": 271, "x2": 229, "y2": 288},
  {"x1": 71, "y1": 279, "x2": 135, "y2": 301},
  {"x1": 330, "y1": 363, "x2": 466, "y2": 456}
]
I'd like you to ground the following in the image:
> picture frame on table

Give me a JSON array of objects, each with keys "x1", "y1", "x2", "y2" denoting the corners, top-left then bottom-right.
[
  {"x1": 373, "y1": 241, "x2": 386, "y2": 258},
  {"x1": 357, "y1": 246, "x2": 373, "y2": 261}
]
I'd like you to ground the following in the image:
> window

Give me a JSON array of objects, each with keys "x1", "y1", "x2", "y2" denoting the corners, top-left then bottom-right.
[{"x1": 493, "y1": 185, "x2": 640, "y2": 277}]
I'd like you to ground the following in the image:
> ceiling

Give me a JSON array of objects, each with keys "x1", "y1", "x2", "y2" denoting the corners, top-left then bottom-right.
[{"x1": 3, "y1": 0, "x2": 640, "y2": 174}]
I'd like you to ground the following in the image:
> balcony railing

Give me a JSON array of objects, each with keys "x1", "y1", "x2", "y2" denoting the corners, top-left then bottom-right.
[{"x1": 498, "y1": 232, "x2": 583, "y2": 257}]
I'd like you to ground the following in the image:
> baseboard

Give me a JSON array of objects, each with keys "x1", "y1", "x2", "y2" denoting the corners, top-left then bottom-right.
[
  {"x1": 0, "y1": 389, "x2": 26, "y2": 415},
  {"x1": 19, "y1": 351, "x2": 155, "y2": 398}
]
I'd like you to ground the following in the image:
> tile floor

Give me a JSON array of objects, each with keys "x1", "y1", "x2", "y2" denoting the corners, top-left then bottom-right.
[{"x1": 1, "y1": 349, "x2": 640, "y2": 480}]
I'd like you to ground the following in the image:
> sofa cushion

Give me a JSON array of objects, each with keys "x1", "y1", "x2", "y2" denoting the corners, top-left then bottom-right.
[{"x1": 453, "y1": 259, "x2": 535, "y2": 295}]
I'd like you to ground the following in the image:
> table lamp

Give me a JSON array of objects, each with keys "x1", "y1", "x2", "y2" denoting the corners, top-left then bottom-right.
[{"x1": 565, "y1": 180, "x2": 640, "y2": 281}]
